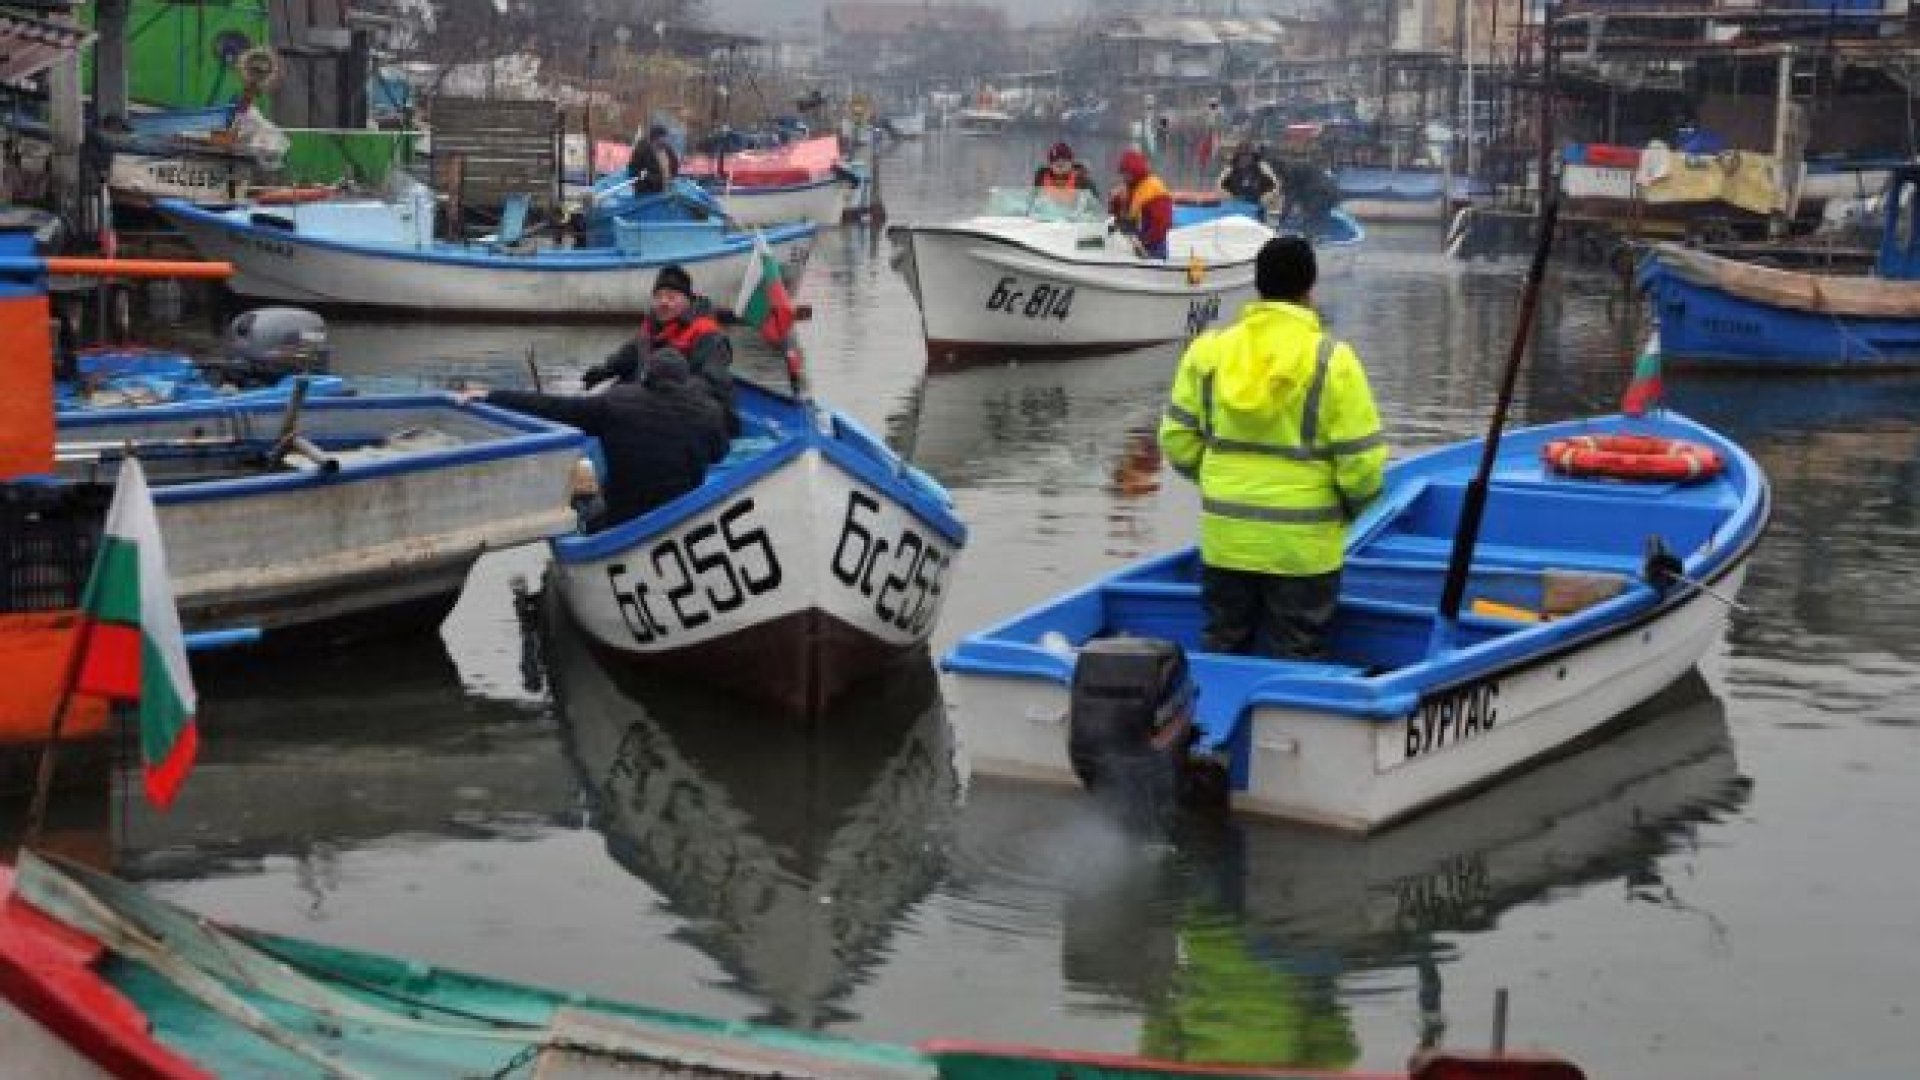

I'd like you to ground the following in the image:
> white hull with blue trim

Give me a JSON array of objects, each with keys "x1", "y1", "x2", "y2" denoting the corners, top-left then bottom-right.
[
  {"x1": 156, "y1": 198, "x2": 814, "y2": 316},
  {"x1": 56, "y1": 395, "x2": 584, "y2": 636},
  {"x1": 890, "y1": 193, "x2": 1272, "y2": 365},
  {"x1": 942, "y1": 412, "x2": 1769, "y2": 833},
  {"x1": 550, "y1": 381, "x2": 967, "y2": 716},
  {"x1": 708, "y1": 174, "x2": 848, "y2": 228}
]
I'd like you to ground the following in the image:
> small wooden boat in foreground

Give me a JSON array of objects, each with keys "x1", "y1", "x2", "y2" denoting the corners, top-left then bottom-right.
[
  {"x1": 941, "y1": 411, "x2": 1768, "y2": 833},
  {"x1": 0, "y1": 851, "x2": 1584, "y2": 1079},
  {"x1": 548, "y1": 374, "x2": 968, "y2": 716}
]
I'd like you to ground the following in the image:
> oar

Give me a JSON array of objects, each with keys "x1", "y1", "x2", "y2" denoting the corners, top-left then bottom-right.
[{"x1": 1427, "y1": 197, "x2": 1562, "y2": 655}]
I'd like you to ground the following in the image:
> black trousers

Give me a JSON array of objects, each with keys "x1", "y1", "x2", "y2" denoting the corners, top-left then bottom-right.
[{"x1": 1200, "y1": 565, "x2": 1341, "y2": 660}]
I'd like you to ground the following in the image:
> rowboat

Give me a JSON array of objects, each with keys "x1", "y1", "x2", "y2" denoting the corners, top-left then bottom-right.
[
  {"x1": 0, "y1": 851, "x2": 1585, "y2": 1079},
  {"x1": 941, "y1": 410, "x2": 1769, "y2": 833},
  {"x1": 1636, "y1": 166, "x2": 1920, "y2": 368},
  {"x1": 1171, "y1": 196, "x2": 1366, "y2": 276},
  {"x1": 1334, "y1": 168, "x2": 1485, "y2": 223},
  {"x1": 155, "y1": 193, "x2": 815, "y2": 317},
  {"x1": 545, "y1": 369, "x2": 967, "y2": 716},
  {"x1": 56, "y1": 392, "x2": 585, "y2": 639},
  {"x1": 890, "y1": 188, "x2": 1273, "y2": 366},
  {"x1": 954, "y1": 107, "x2": 1014, "y2": 135},
  {"x1": 590, "y1": 170, "x2": 849, "y2": 230}
]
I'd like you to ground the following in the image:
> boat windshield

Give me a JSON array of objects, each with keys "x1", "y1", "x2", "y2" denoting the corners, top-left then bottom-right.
[{"x1": 983, "y1": 186, "x2": 1106, "y2": 224}]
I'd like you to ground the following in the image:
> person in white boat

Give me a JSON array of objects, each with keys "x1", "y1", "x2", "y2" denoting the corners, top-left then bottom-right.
[
  {"x1": 1032, "y1": 141, "x2": 1098, "y2": 205},
  {"x1": 1109, "y1": 148, "x2": 1173, "y2": 259},
  {"x1": 627, "y1": 125, "x2": 680, "y2": 195},
  {"x1": 1216, "y1": 143, "x2": 1280, "y2": 214},
  {"x1": 580, "y1": 264, "x2": 736, "y2": 431},
  {"x1": 462, "y1": 350, "x2": 728, "y2": 529},
  {"x1": 1157, "y1": 237, "x2": 1388, "y2": 660}
]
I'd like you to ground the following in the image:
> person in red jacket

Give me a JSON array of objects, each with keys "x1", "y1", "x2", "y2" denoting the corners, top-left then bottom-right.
[
  {"x1": 1109, "y1": 148, "x2": 1173, "y2": 259},
  {"x1": 581, "y1": 263, "x2": 736, "y2": 431}
]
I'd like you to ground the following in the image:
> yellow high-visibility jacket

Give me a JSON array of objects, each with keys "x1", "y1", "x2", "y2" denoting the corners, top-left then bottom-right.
[{"x1": 1158, "y1": 301, "x2": 1387, "y2": 576}]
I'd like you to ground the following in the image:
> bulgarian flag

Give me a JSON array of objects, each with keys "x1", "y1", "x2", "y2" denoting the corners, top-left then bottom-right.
[
  {"x1": 733, "y1": 231, "x2": 796, "y2": 348},
  {"x1": 72, "y1": 458, "x2": 199, "y2": 808},
  {"x1": 1621, "y1": 330, "x2": 1664, "y2": 417}
]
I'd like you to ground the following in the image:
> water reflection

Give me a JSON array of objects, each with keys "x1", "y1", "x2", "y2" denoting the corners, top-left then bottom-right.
[
  {"x1": 948, "y1": 672, "x2": 1746, "y2": 1071},
  {"x1": 116, "y1": 635, "x2": 570, "y2": 883},
  {"x1": 543, "y1": 590, "x2": 958, "y2": 1028}
]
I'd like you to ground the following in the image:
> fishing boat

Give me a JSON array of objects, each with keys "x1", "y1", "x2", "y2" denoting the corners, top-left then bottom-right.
[
  {"x1": 1171, "y1": 196, "x2": 1366, "y2": 275},
  {"x1": 1334, "y1": 167, "x2": 1484, "y2": 222},
  {"x1": 155, "y1": 190, "x2": 815, "y2": 317},
  {"x1": 1636, "y1": 166, "x2": 1920, "y2": 368},
  {"x1": 0, "y1": 852, "x2": 1584, "y2": 1079},
  {"x1": 954, "y1": 106, "x2": 1014, "y2": 136},
  {"x1": 884, "y1": 111, "x2": 928, "y2": 139},
  {"x1": 544, "y1": 354, "x2": 967, "y2": 716},
  {"x1": 940, "y1": 409, "x2": 1768, "y2": 833},
  {"x1": 890, "y1": 188, "x2": 1273, "y2": 366},
  {"x1": 591, "y1": 169, "x2": 848, "y2": 231}
]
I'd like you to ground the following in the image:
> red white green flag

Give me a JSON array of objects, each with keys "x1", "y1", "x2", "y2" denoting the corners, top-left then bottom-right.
[
  {"x1": 733, "y1": 231, "x2": 796, "y2": 347},
  {"x1": 1621, "y1": 330, "x2": 1664, "y2": 417},
  {"x1": 73, "y1": 458, "x2": 199, "y2": 808}
]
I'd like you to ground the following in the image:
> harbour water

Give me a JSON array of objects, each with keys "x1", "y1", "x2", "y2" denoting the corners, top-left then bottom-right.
[{"x1": 30, "y1": 132, "x2": 1920, "y2": 1076}]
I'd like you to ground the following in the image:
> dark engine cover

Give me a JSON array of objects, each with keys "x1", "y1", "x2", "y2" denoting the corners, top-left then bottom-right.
[{"x1": 1067, "y1": 636, "x2": 1193, "y2": 834}]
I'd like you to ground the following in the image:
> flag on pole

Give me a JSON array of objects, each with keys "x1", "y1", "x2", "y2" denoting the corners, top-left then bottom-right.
[
  {"x1": 1621, "y1": 330, "x2": 1664, "y2": 417},
  {"x1": 733, "y1": 231, "x2": 796, "y2": 348},
  {"x1": 72, "y1": 458, "x2": 199, "y2": 808}
]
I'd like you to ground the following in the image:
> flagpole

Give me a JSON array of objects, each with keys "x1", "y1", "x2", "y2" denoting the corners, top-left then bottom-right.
[{"x1": 21, "y1": 605, "x2": 99, "y2": 848}]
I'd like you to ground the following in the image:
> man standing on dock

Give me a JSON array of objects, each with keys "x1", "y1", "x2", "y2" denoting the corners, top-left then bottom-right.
[{"x1": 1157, "y1": 237, "x2": 1387, "y2": 659}]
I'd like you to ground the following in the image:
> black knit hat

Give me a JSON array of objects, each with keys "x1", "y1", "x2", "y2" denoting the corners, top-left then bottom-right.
[
  {"x1": 653, "y1": 264, "x2": 694, "y2": 299},
  {"x1": 1255, "y1": 237, "x2": 1316, "y2": 301}
]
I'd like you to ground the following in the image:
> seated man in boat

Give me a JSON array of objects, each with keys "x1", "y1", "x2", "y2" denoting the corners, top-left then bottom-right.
[
  {"x1": 1216, "y1": 143, "x2": 1280, "y2": 215},
  {"x1": 1157, "y1": 237, "x2": 1387, "y2": 660},
  {"x1": 627, "y1": 125, "x2": 680, "y2": 195},
  {"x1": 465, "y1": 350, "x2": 728, "y2": 529},
  {"x1": 1032, "y1": 142, "x2": 1098, "y2": 205},
  {"x1": 581, "y1": 264, "x2": 737, "y2": 432},
  {"x1": 1109, "y1": 148, "x2": 1173, "y2": 260}
]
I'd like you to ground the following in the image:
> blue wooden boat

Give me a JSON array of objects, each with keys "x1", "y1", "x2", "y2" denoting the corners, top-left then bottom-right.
[
  {"x1": 545, "y1": 362, "x2": 968, "y2": 717},
  {"x1": 941, "y1": 411, "x2": 1768, "y2": 833},
  {"x1": 1638, "y1": 166, "x2": 1920, "y2": 369},
  {"x1": 56, "y1": 347, "x2": 347, "y2": 411},
  {"x1": 156, "y1": 190, "x2": 815, "y2": 317}
]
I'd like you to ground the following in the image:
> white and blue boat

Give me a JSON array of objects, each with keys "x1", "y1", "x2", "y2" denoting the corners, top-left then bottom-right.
[
  {"x1": 1638, "y1": 167, "x2": 1920, "y2": 369},
  {"x1": 941, "y1": 411, "x2": 1768, "y2": 833},
  {"x1": 1171, "y1": 197, "x2": 1365, "y2": 274},
  {"x1": 56, "y1": 347, "x2": 347, "y2": 411},
  {"x1": 548, "y1": 372, "x2": 967, "y2": 716},
  {"x1": 156, "y1": 188, "x2": 815, "y2": 317},
  {"x1": 1335, "y1": 167, "x2": 1487, "y2": 222}
]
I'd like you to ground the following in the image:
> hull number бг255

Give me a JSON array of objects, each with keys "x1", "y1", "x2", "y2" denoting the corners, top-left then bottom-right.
[
  {"x1": 985, "y1": 276, "x2": 1074, "y2": 320},
  {"x1": 831, "y1": 489, "x2": 950, "y2": 636},
  {"x1": 605, "y1": 498, "x2": 783, "y2": 644}
]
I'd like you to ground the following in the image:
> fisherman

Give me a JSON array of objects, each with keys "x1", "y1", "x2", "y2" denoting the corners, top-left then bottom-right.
[
  {"x1": 1032, "y1": 141, "x2": 1099, "y2": 205},
  {"x1": 1109, "y1": 148, "x2": 1173, "y2": 260},
  {"x1": 580, "y1": 264, "x2": 736, "y2": 430},
  {"x1": 1157, "y1": 237, "x2": 1387, "y2": 659},
  {"x1": 1216, "y1": 143, "x2": 1280, "y2": 214},
  {"x1": 464, "y1": 349, "x2": 728, "y2": 530},
  {"x1": 626, "y1": 124, "x2": 680, "y2": 195}
]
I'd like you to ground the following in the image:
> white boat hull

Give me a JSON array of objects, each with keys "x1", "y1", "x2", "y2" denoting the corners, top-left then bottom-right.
[
  {"x1": 161, "y1": 210, "x2": 813, "y2": 316},
  {"x1": 716, "y1": 176, "x2": 847, "y2": 228},
  {"x1": 947, "y1": 566, "x2": 1746, "y2": 833},
  {"x1": 556, "y1": 447, "x2": 960, "y2": 714},
  {"x1": 893, "y1": 217, "x2": 1267, "y2": 365}
]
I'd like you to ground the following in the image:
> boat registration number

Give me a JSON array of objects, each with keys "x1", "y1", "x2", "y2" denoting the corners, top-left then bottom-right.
[
  {"x1": 1379, "y1": 679, "x2": 1502, "y2": 770},
  {"x1": 604, "y1": 497, "x2": 783, "y2": 644},
  {"x1": 985, "y1": 276, "x2": 1074, "y2": 321},
  {"x1": 830, "y1": 489, "x2": 952, "y2": 637}
]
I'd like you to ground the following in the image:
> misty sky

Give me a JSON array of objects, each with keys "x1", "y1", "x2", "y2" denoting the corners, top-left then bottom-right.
[{"x1": 706, "y1": 0, "x2": 1091, "y2": 31}]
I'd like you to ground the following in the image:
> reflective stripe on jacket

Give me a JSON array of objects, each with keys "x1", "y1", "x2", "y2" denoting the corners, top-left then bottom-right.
[{"x1": 1157, "y1": 301, "x2": 1387, "y2": 576}]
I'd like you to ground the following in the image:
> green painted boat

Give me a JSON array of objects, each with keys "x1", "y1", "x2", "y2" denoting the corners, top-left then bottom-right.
[{"x1": 1, "y1": 850, "x2": 1584, "y2": 1080}]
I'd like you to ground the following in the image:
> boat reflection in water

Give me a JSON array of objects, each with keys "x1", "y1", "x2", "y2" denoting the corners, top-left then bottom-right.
[
  {"x1": 544, "y1": 588, "x2": 959, "y2": 1028},
  {"x1": 954, "y1": 673, "x2": 1747, "y2": 1072},
  {"x1": 114, "y1": 635, "x2": 573, "y2": 880}
]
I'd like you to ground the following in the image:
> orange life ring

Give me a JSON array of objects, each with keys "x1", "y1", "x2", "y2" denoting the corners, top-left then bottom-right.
[{"x1": 1542, "y1": 434, "x2": 1724, "y2": 483}]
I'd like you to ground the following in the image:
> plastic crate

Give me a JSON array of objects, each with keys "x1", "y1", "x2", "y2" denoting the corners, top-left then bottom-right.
[{"x1": 1, "y1": 482, "x2": 111, "y2": 614}]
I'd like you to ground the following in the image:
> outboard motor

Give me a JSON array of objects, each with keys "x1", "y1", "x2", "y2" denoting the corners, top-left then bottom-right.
[
  {"x1": 1067, "y1": 636, "x2": 1196, "y2": 836},
  {"x1": 219, "y1": 306, "x2": 329, "y2": 386}
]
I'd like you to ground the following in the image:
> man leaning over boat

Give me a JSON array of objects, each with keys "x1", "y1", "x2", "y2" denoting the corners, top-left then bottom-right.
[
  {"x1": 1110, "y1": 149, "x2": 1173, "y2": 259},
  {"x1": 581, "y1": 264, "x2": 738, "y2": 432},
  {"x1": 1158, "y1": 237, "x2": 1388, "y2": 660}
]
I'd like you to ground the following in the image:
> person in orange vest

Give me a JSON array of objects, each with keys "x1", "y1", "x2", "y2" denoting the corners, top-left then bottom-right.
[
  {"x1": 581, "y1": 264, "x2": 736, "y2": 430},
  {"x1": 1032, "y1": 141, "x2": 1099, "y2": 205},
  {"x1": 1109, "y1": 148, "x2": 1173, "y2": 259}
]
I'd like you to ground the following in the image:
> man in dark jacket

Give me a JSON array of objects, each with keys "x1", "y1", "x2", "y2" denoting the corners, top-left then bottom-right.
[
  {"x1": 627, "y1": 125, "x2": 680, "y2": 194},
  {"x1": 471, "y1": 350, "x2": 729, "y2": 529},
  {"x1": 582, "y1": 263, "x2": 736, "y2": 431}
]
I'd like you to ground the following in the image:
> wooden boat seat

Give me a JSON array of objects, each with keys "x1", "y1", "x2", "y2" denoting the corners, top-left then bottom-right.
[{"x1": 1360, "y1": 533, "x2": 1643, "y2": 576}]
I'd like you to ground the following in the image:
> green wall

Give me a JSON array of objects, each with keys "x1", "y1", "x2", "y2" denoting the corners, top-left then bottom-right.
[{"x1": 84, "y1": 0, "x2": 273, "y2": 110}]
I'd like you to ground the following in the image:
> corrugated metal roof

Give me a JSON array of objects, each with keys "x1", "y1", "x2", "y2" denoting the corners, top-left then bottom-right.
[{"x1": 0, "y1": 11, "x2": 95, "y2": 87}]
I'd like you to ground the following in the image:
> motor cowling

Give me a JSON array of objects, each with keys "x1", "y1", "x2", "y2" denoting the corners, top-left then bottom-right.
[
  {"x1": 1067, "y1": 636, "x2": 1195, "y2": 834},
  {"x1": 219, "y1": 306, "x2": 330, "y2": 385}
]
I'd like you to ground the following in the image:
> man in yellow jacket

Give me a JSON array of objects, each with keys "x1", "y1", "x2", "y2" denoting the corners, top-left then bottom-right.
[{"x1": 1158, "y1": 237, "x2": 1387, "y2": 659}]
